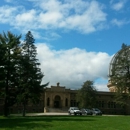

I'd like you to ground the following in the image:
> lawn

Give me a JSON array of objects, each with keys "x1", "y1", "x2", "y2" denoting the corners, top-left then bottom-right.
[{"x1": 0, "y1": 115, "x2": 130, "y2": 130}]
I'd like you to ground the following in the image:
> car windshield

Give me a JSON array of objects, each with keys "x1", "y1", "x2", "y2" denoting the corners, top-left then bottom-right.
[
  {"x1": 74, "y1": 108, "x2": 79, "y2": 110},
  {"x1": 95, "y1": 108, "x2": 99, "y2": 111}
]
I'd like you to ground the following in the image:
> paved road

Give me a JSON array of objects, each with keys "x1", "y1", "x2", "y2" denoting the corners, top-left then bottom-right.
[
  {"x1": 26, "y1": 112, "x2": 69, "y2": 116},
  {"x1": 11, "y1": 113, "x2": 122, "y2": 116}
]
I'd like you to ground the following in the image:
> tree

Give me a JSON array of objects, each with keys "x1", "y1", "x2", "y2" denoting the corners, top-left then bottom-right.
[
  {"x1": 0, "y1": 32, "x2": 21, "y2": 116},
  {"x1": 0, "y1": 31, "x2": 48, "y2": 116},
  {"x1": 109, "y1": 44, "x2": 130, "y2": 107},
  {"x1": 17, "y1": 31, "x2": 48, "y2": 116},
  {"x1": 121, "y1": 43, "x2": 128, "y2": 49},
  {"x1": 77, "y1": 80, "x2": 97, "y2": 108}
]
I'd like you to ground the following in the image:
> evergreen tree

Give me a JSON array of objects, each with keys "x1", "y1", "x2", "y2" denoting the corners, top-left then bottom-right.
[
  {"x1": 0, "y1": 32, "x2": 21, "y2": 116},
  {"x1": 17, "y1": 31, "x2": 48, "y2": 116},
  {"x1": 77, "y1": 80, "x2": 97, "y2": 108}
]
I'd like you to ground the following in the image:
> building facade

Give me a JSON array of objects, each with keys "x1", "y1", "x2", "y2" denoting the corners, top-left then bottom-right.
[
  {"x1": 1, "y1": 82, "x2": 130, "y2": 115},
  {"x1": 44, "y1": 82, "x2": 78, "y2": 113},
  {"x1": 43, "y1": 83, "x2": 130, "y2": 115}
]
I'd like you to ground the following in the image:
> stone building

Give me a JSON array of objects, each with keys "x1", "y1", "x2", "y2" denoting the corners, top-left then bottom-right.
[
  {"x1": 43, "y1": 83, "x2": 129, "y2": 115},
  {"x1": 0, "y1": 82, "x2": 130, "y2": 115},
  {"x1": 44, "y1": 82, "x2": 78, "y2": 113}
]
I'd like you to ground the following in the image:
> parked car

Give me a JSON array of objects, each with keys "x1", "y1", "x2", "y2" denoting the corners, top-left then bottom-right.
[
  {"x1": 92, "y1": 108, "x2": 102, "y2": 115},
  {"x1": 81, "y1": 108, "x2": 93, "y2": 115},
  {"x1": 68, "y1": 107, "x2": 82, "y2": 115}
]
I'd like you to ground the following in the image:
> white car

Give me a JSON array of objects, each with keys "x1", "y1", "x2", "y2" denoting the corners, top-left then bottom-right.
[{"x1": 68, "y1": 107, "x2": 82, "y2": 115}]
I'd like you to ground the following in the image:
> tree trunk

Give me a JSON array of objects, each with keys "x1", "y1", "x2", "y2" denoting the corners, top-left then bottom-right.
[
  {"x1": 4, "y1": 63, "x2": 10, "y2": 117},
  {"x1": 22, "y1": 102, "x2": 26, "y2": 117},
  {"x1": 4, "y1": 96, "x2": 8, "y2": 117}
]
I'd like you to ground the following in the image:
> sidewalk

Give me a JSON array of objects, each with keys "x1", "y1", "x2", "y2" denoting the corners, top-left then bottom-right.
[
  {"x1": 26, "y1": 112, "x2": 68, "y2": 116},
  {"x1": 11, "y1": 113, "x2": 122, "y2": 116}
]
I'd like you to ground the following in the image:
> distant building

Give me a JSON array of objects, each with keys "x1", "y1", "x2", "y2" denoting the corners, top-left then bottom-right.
[
  {"x1": 1, "y1": 82, "x2": 130, "y2": 115},
  {"x1": 43, "y1": 83, "x2": 130, "y2": 115}
]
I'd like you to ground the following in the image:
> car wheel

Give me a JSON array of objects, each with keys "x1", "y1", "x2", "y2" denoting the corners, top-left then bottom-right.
[{"x1": 93, "y1": 113, "x2": 96, "y2": 116}]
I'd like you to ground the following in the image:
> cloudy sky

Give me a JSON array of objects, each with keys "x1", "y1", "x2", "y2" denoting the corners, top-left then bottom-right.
[{"x1": 0, "y1": 0, "x2": 130, "y2": 91}]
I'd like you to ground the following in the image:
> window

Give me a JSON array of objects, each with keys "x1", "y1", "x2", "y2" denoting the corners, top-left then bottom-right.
[
  {"x1": 47, "y1": 98, "x2": 50, "y2": 106},
  {"x1": 108, "y1": 101, "x2": 116, "y2": 108},
  {"x1": 65, "y1": 98, "x2": 68, "y2": 107}
]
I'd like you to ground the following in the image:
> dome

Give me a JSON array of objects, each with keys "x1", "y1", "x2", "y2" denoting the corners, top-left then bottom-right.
[{"x1": 108, "y1": 46, "x2": 130, "y2": 92}]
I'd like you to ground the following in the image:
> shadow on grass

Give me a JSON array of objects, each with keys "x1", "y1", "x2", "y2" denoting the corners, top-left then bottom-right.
[{"x1": 0, "y1": 115, "x2": 99, "y2": 129}]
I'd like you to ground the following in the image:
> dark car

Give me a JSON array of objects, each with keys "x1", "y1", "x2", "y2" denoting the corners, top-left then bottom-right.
[
  {"x1": 81, "y1": 108, "x2": 93, "y2": 115},
  {"x1": 92, "y1": 108, "x2": 102, "y2": 115}
]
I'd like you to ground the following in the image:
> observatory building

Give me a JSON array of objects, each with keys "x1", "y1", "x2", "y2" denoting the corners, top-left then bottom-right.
[{"x1": 107, "y1": 45, "x2": 130, "y2": 92}]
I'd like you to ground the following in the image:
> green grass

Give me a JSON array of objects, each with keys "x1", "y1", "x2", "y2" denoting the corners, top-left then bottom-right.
[{"x1": 0, "y1": 115, "x2": 130, "y2": 130}]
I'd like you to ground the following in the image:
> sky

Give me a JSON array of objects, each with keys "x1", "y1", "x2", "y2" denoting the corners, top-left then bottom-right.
[{"x1": 0, "y1": 0, "x2": 130, "y2": 91}]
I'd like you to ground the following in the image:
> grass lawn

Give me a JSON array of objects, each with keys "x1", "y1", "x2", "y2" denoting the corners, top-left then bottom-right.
[{"x1": 0, "y1": 115, "x2": 130, "y2": 130}]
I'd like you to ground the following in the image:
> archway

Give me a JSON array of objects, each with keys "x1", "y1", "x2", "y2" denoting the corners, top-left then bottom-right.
[{"x1": 54, "y1": 95, "x2": 61, "y2": 108}]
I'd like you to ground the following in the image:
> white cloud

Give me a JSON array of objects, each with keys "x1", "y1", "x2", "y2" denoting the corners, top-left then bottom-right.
[
  {"x1": 0, "y1": 5, "x2": 17, "y2": 23},
  {"x1": 94, "y1": 78, "x2": 109, "y2": 91},
  {"x1": 36, "y1": 43, "x2": 112, "y2": 91},
  {"x1": 4, "y1": 0, "x2": 13, "y2": 3},
  {"x1": 0, "y1": 0, "x2": 107, "y2": 36},
  {"x1": 111, "y1": 18, "x2": 129, "y2": 27},
  {"x1": 36, "y1": 0, "x2": 107, "y2": 33},
  {"x1": 110, "y1": 0, "x2": 126, "y2": 11},
  {"x1": 15, "y1": 9, "x2": 36, "y2": 25},
  {"x1": 95, "y1": 82, "x2": 109, "y2": 91}
]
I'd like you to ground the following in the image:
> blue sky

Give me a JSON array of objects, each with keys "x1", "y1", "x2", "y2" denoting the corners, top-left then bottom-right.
[{"x1": 0, "y1": 0, "x2": 130, "y2": 91}]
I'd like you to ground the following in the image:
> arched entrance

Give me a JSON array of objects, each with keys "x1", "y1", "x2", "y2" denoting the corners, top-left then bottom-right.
[{"x1": 54, "y1": 95, "x2": 61, "y2": 108}]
